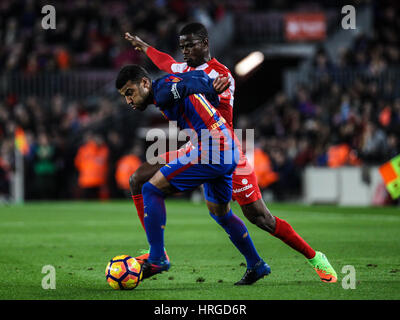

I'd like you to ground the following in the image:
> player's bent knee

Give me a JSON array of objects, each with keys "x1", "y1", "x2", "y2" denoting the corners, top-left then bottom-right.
[
  {"x1": 129, "y1": 171, "x2": 142, "y2": 194},
  {"x1": 130, "y1": 164, "x2": 155, "y2": 194},
  {"x1": 129, "y1": 172, "x2": 136, "y2": 187},
  {"x1": 134, "y1": 167, "x2": 148, "y2": 184},
  {"x1": 206, "y1": 200, "x2": 230, "y2": 217}
]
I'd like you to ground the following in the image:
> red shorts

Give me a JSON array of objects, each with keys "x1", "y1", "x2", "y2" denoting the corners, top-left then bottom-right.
[
  {"x1": 231, "y1": 153, "x2": 262, "y2": 206},
  {"x1": 159, "y1": 143, "x2": 262, "y2": 206}
]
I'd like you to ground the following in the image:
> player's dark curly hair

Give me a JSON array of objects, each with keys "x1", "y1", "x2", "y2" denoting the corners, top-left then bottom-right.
[
  {"x1": 115, "y1": 64, "x2": 150, "y2": 89},
  {"x1": 180, "y1": 22, "x2": 208, "y2": 40}
]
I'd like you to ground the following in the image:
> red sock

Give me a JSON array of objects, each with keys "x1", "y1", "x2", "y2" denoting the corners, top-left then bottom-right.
[
  {"x1": 272, "y1": 216, "x2": 316, "y2": 259},
  {"x1": 132, "y1": 194, "x2": 146, "y2": 231}
]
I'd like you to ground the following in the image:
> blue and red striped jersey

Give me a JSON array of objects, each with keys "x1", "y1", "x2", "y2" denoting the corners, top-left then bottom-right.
[{"x1": 152, "y1": 70, "x2": 229, "y2": 134}]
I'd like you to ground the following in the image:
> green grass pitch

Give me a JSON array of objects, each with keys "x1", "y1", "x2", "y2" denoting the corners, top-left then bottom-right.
[{"x1": 0, "y1": 200, "x2": 399, "y2": 300}]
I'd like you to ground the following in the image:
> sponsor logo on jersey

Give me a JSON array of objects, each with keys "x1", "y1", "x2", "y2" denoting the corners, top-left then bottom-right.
[{"x1": 165, "y1": 75, "x2": 182, "y2": 83}]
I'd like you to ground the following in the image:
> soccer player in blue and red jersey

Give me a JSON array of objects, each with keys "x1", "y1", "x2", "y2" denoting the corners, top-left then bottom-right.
[
  {"x1": 124, "y1": 23, "x2": 337, "y2": 284},
  {"x1": 116, "y1": 64, "x2": 271, "y2": 284}
]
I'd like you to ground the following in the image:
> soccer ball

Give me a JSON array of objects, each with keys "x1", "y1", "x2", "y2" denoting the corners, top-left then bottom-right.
[{"x1": 105, "y1": 255, "x2": 143, "y2": 290}]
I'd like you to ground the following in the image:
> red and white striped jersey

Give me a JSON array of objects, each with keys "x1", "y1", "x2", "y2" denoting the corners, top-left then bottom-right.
[{"x1": 147, "y1": 46, "x2": 235, "y2": 128}]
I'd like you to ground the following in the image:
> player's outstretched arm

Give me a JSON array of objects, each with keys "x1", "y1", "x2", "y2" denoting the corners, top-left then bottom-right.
[
  {"x1": 125, "y1": 32, "x2": 179, "y2": 74},
  {"x1": 124, "y1": 32, "x2": 150, "y2": 53}
]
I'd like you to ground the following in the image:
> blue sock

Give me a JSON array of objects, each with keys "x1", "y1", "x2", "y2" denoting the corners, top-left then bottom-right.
[
  {"x1": 210, "y1": 210, "x2": 261, "y2": 269},
  {"x1": 142, "y1": 182, "x2": 166, "y2": 263}
]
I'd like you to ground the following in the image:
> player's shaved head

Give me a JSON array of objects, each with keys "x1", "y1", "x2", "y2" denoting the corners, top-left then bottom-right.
[
  {"x1": 115, "y1": 64, "x2": 150, "y2": 90},
  {"x1": 180, "y1": 22, "x2": 208, "y2": 41}
]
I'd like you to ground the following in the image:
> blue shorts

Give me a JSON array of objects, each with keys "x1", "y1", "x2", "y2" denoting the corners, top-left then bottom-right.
[{"x1": 160, "y1": 146, "x2": 238, "y2": 204}]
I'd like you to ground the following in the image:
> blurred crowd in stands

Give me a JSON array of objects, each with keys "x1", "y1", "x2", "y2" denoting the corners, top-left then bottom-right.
[
  {"x1": 0, "y1": 93, "x2": 145, "y2": 200},
  {"x1": 0, "y1": 0, "x2": 229, "y2": 74},
  {"x1": 240, "y1": 75, "x2": 400, "y2": 199},
  {"x1": 1, "y1": 0, "x2": 399, "y2": 202},
  {"x1": 244, "y1": 1, "x2": 400, "y2": 200},
  {"x1": 0, "y1": 0, "x2": 230, "y2": 201}
]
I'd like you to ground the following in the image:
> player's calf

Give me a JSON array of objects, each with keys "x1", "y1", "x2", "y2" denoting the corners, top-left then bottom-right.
[
  {"x1": 241, "y1": 200, "x2": 317, "y2": 260},
  {"x1": 209, "y1": 209, "x2": 267, "y2": 277},
  {"x1": 240, "y1": 199, "x2": 276, "y2": 233},
  {"x1": 130, "y1": 162, "x2": 165, "y2": 231}
]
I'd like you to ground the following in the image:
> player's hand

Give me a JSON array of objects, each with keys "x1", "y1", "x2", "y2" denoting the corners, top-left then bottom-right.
[
  {"x1": 213, "y1": 76, "x2": 230, "y2": 94},
  {"x1": 124, "y1": 32, "x2": 150, "y2": 53}
]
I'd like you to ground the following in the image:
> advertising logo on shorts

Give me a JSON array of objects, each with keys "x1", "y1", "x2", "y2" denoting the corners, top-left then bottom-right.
[{"x1": 233, "y1": 179, "x2": 253, "y2": 194}]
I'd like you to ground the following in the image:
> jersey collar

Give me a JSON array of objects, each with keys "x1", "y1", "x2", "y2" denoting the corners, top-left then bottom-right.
[{"x1": 195, "y1": 58, "x2": 216, "y2": 70}]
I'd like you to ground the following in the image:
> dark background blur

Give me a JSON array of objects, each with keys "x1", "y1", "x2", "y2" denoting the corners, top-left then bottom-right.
[{"x1": 1, "y1": 0, "x2": 399, "y2": 203}]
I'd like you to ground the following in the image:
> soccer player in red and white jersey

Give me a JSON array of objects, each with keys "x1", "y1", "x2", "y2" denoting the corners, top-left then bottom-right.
[{"x1": 126, "y1": 23, "x2": 337, "y2": 283}]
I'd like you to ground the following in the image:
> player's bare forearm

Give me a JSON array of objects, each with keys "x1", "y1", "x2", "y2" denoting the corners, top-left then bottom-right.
[{"x1": 124, "y1": 32, "x2": 150, "y2": 54}]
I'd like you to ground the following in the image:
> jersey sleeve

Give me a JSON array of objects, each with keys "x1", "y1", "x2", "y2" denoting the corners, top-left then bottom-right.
[
  {"x1": 147, "y1": 46, "x2": 188, "y2": 74},
  {"x1": 207, "y1": 66, "x2": 234, "y2": 107},
  {"x1": 155, "y1": 71, "x2": 219, "y2": 108}
]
